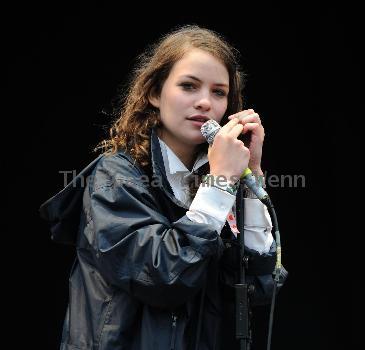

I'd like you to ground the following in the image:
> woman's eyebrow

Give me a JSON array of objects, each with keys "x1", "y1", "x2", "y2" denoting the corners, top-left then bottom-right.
[{"x1": 180, "y1": 75, "x2": 229, "y2": 87}]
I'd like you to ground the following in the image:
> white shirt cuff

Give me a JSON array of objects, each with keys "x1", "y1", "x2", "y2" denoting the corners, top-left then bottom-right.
[
  {"x1": 243, "y1": 198, "x2": 273, "y2": 254},
  {"x1": 186, "y1": 184, "x2": 236, "y2": 234}
]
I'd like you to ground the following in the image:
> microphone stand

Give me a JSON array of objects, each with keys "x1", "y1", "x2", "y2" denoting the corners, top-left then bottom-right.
[
  {"x1": 234, "y1": 179, "x2": 283, "y2": 350},
  {"x1": 234, "y1": 180, "x2": 252, "y2": 350},
  {"x1": 200, "y1": 120, "x2": 283, "y2": 349}
]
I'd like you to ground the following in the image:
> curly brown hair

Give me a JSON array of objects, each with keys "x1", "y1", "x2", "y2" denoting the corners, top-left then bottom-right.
[{"x1": 96, "y1": 25, "x2": 246, "y2": 175}]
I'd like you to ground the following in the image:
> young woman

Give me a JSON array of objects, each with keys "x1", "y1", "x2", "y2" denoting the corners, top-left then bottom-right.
[{"x1": 40, "y1": 25, "x2": 286, "y2": 350}]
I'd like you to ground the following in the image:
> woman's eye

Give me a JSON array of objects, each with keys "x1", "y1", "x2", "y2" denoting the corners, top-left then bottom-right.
[
  {"x1": 180, "y1": 82, "x2": 195, "y2": 90},
  {"x1": 213, "y1": 89, "x2": 227, "y2": 97}
]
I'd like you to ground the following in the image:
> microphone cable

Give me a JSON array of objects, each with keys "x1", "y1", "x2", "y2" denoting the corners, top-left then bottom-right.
[{"x1": 263, "y1": 196, "x2": 282, "y2": 350}]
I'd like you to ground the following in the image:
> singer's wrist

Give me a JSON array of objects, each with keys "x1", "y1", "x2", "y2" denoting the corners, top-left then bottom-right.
[
  {"x1": 209, "y1": 172, "x2": 240, "y2": 186},
  {"x1": 250, "y1": 167, "x2": 264, "y2": 176},
  {"x1": 202, "y1": 174, "x2": 239, "y2": 195}
]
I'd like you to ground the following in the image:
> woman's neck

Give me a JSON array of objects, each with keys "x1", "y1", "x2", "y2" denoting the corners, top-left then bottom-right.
[{"x1": 157, "y1": 129, "x2": 198, "y2": 171}]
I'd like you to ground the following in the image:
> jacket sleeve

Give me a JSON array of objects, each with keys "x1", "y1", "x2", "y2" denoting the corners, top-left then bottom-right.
[
  {"x1": 219, "y1": 239, "x2": 288, "y2": 306},
  {"x1": 85, "y1": 154, "x2": 224, "y2": 309},
  {"x1": 245, "y1": 244, "x2": 288, "y2": 306}
]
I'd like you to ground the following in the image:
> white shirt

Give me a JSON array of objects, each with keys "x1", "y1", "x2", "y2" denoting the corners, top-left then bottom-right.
[{"x1": 158, "y1": 138, "x2": 273, "y2": 254}]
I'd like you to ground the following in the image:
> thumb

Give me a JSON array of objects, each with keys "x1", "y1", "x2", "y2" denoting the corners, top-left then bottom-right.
[{"x1": 207, "y1": 145, "x2": 213, "y2": 158}]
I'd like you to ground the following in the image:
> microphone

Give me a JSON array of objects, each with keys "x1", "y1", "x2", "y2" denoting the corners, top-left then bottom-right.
[{"x1": 201, "y1": 119, "x2": 270, "y2": 204}]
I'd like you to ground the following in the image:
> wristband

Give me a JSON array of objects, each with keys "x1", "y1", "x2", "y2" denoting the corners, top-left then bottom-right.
[{"x1": 201, "y1": 174, "x2": 240, "y2": 196}]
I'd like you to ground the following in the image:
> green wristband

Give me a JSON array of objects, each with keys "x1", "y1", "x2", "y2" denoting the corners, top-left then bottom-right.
[{"x1": 202, "y1": 174, "x2": 239, "y2": 195}]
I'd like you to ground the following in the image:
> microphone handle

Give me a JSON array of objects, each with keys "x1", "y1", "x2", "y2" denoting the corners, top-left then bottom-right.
[{"x1": 241, "y1": 168, "x2": 269, "y2": 202}]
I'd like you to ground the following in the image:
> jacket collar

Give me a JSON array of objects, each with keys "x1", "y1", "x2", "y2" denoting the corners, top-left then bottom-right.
[{"x1": 149, "y1": 128, "x2": 180, "y2": 205}]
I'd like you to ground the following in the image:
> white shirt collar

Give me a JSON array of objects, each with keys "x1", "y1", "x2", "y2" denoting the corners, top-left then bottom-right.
[{"x1": 158, "y1": 137, "x2": 208, "y2": 175}]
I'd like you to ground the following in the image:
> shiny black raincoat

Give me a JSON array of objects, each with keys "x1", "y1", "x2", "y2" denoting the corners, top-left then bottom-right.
[{"x1": 40, "y1": 129, "x2": 287, "y2": 350}]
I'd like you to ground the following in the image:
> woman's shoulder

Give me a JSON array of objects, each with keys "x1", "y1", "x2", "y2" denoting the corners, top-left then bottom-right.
[{"x1": 91, "y1": 149, "x2": 148, "y2": 191}]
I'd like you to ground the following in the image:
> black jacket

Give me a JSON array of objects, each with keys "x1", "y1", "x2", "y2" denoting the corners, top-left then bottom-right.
[{"x1": 40, "y1": 129, "x2": 287, "y2": 350}]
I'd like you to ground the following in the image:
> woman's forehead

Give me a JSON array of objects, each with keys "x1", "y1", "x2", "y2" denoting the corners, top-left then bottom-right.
[{"x1": 169, "y1": 49, "x2": 229, "y2": 84}]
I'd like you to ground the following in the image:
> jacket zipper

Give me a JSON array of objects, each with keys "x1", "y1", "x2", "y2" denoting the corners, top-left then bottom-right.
[{"x1": 170, "y1": 312, "x2": 178, "y2": 350}]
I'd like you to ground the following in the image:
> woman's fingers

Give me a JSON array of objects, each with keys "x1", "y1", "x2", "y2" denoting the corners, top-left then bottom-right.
[
  {"x1": 228, "y1": 109, "x2": 256, "y2": 120},
  {"x1": 240, "y1": 113, "x2": 261, "y2": 125},
  {"x1": 219, "y1": 117, "x2": 240, "y2": 134},
  {"x1": 218, "y1": 118, "x2": 245, "y2": 140},
  {"x1": 231, "y1": 112, "x2": 261, "y2": 124},
  {"x1": 228, "y1": 123, "x2": 245, "y2": 139},
  {"x1": 242, "y1": 122, "x2": 261, "y2": 133},
  {"x1": 229, "y1": 111, "x2": 262, "y2": 126}
]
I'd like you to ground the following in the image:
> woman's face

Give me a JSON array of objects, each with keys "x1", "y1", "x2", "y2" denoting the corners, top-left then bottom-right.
[{"x1": 149, "y1": 48, "x2": 229, "y2": 152}]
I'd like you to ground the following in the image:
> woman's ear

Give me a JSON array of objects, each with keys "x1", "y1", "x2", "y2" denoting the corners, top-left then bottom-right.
[{"x1": 148, "y1": 90, "x2": 160, "y2": 109}]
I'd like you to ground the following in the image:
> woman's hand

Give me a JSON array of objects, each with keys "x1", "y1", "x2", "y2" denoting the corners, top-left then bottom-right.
[
  {"x1": 228, "y1": 109, "x2": 265, "y2": 174},
  {"x1": 208, "y1": 118, "x2": 250, "y2": 183}
]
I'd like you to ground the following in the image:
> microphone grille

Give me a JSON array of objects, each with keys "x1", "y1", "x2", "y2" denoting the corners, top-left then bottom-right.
[{"x1": 200, "y1": 120, "x2": 221, "y2": 145}]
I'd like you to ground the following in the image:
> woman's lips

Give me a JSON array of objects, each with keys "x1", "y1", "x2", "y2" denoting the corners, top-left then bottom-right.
[
  {"x1": 187, "y1": 116, "x2": 210, "y2": 128},
  {"x1": 188, "y1": 119, "x2": 206, "y2": 127}
]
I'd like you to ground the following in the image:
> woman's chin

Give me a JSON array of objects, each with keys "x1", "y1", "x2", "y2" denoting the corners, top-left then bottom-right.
[{"x1": 188, "y1": 132, "x2": 206, "y2": 145}]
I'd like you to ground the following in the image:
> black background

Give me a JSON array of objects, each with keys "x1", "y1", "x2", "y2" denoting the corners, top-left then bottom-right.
[{"x1": 6, "y1": 1, "x2": 350, "y2": 349}]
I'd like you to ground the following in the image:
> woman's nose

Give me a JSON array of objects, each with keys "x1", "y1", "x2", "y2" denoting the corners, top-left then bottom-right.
[{"x1": 194, "y1": 95, "x2": 211, "y2": 111}]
